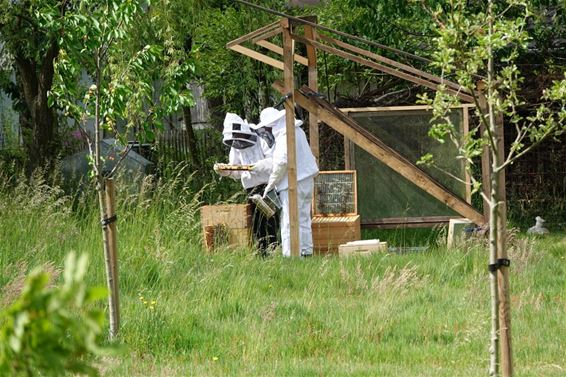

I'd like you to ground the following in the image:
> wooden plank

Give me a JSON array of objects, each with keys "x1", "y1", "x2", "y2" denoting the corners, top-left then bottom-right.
[
  {"x1": 295, "y1": 86, "x2": 485, "y2": 225},
  {"x1": 255, "y1": 40, "x2": 309, "y2": 66},
  {"x1": 228, "y1": 45, "x2": 284, "y2": 70},
  {"x1": 290, "y1": 33, "x2": 475, "y2": 103},
  {"x1": 304, "y1": 23, "x2": 320, "y2": 163},
  {"x1": 339, "y1": 241, "x2": 388, "y2": 257},
  {"x1": 283, "y1": 24, "x2": 300, "y2": 257},
  {"x1": 362, "y1": 215, "x2": 462, "y2": 229},
  {"x1": 319, "y1": 33, "x2": 470, "y2": 96},
  {"x1": 251, "y1": 27, "x2": 282, "y2": 43},
  {"x1": 463, "y1": 107, "x2": 472, "y2": 204},
  {"x1": 344, "y1": 136, "x2": 351, "y2": 169},
  {"x1": 226, "y1": 21, "x2": 280, "y2": 48},
  {"x1": 341, "y1": 104, "x2": 476, "y2": 113}
]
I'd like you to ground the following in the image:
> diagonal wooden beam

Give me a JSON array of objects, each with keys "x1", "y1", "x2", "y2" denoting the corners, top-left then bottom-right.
[
  {"x1": 290, "y1": 33, "x2": 475, "y2": 103},
  {"x1": 226, "y1": 21, "x2": 280, "y2": 48},
  {"x1": 251, "y1": 27, "x2": 283, "y2": 43},
  {"x1": 228, "y1": 45, "x2": 284, "y2": 70},
  {"x1": 318, "y1": 34, "x2": 471, "y2": 97},
  {"x1": 255, "y1": 40, "x2": 309, "y2": 66},
  {"x1": 272, "y1": 81, "x2": 484, "y2": 225}
]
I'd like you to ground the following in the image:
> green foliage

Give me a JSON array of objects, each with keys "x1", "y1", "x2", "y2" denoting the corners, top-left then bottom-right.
[
  {"x1": 0, "y1": 253, "x2": 108, "y2": 377},
  {"x1": 419, "y1": 0, "x2": 566, "y2": 193},
  {"x1": 46, "y1": 0, "x2": 195, "y2": 148}
]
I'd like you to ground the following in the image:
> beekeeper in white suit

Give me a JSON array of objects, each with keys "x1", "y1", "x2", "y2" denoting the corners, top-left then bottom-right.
[
  {"x1": 251, "y1": 107, "x2": 319, "y2": 257},
  {"x1": 214, "y1": 113, "x2": 278, "y2": 254}
]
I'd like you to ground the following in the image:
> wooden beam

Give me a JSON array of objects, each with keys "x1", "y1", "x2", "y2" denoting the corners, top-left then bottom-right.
[
  {"x1": 340, "y1": 104, "x2": 476, "y2": 113},
  {"x1": 228, "y1": 45, "x2": 284, "y2": 70},
  {"x1": 304, "y1": 22, "x2": 319, "y2": 163},
  {"x1": 293, "y1": 86, "x2": 485, "y2": 225},
  {"x1": 291, "y1": 33, "x2": 475, "y2": 103},
  {"x1": 283, "y1": 24, "x2": 300, "y2": 257},
  {"x1": 463, "y1": 107, "x2": 472, "y2": 204},
  {"x1": 226, "y1": 21, "x2": 280, "y2": 48},
  {"x1": 255, "y1": 40, "x2": 309, "y2": 66},
  {"x1": 251, "y1": 27, "x2": 283, "y2": 43},
  {"x1": 319, "y1": 34, "x2": 471, "y2": 97},
  {"x1": 362, "y1": 215, "x2": 462, "y2": 229}
]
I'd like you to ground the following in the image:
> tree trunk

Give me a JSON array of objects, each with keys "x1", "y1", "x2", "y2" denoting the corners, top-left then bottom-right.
[{"x1": 13, "y1": 41, "x2": 59, "y2": 172}]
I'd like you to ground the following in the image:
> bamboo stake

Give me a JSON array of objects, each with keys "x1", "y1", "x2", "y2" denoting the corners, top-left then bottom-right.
[{"x1": 104, "y1": 178, "x2": 120, "y2": 332}]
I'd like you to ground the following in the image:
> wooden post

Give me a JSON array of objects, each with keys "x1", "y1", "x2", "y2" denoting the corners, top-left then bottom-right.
[
  {"x1": 282, "y1": 20, "x2": 300, "y2": 257},
  {"x1": 104, "y1": 178, "x2": 120, "y2": 333},
  {"x1": 304, "y1": 21, "x2": 319, "y2": 163},
  {"x1": 462, "y1": 107, "x2": 472, "y2": 204}
]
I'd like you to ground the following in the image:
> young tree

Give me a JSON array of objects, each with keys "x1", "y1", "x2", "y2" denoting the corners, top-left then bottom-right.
[
  {"x1": 43, "y1": 0, "x2": 194, "y2": 339},
  {"x1": 419, "y1": 1, "x2": 566, "y2": 376}
]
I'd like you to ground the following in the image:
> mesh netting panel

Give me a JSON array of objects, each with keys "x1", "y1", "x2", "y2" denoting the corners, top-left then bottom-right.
[
  {"x1": 313, "y1": 171, "x2": 356, "y2": 215},
  {"x1": 349, "y1": 109, "x2": 465, "y2": 222}
]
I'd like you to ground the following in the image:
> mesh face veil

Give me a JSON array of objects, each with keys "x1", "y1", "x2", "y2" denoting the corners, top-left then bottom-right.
[{"x1": 222, "y1": 113, "x2": 258, "y2": 150}]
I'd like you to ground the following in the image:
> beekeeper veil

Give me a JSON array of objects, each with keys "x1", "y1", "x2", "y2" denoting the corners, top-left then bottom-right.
[{"x1": 222, "y1": 113, "x2": 257, "y2": 149}]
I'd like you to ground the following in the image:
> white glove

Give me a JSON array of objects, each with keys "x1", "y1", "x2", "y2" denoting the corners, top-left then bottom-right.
[
  {"x1": 213, "y1": 163, "x2": 231, "y2": 177},
  {"x1": 252, "y1": 158, "x2": 272, "y2": 174},
  {"x1": 264, "y1": 162, "x2": 287, "y2": 197}
]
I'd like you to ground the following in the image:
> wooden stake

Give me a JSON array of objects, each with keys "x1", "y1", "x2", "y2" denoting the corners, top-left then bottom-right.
[
  {"x1": 463, "y1": 107, "x2": 472, "y2": 204},
  {"x1": 304, "y1": 21, "x2": 319, "y2": 163},
  {"x1": 495, "y1": 111, "x2": 512, "y2": 377},
  {"x1": 104, "y1": 178, "x2": 120, "y2": 335},
  {"x1": 282, "y1": 21, "x2": 300, "y2": 257}
]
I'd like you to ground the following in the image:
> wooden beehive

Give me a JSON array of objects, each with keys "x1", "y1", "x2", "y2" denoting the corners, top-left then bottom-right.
[
  {"x1": 312, "y1": 215, "x2": 361, "y2": 255},
  {"x1": 200, "y1": 204, "x2": 252, "y2": 251}
]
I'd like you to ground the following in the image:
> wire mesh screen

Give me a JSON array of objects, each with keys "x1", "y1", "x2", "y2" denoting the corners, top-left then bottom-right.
[
  {"x1": 347, "y1": 109, "x2": 466, "y2": 224},
  {"x1": 313, "y1": 171, "x2": 357, "y2": 216}
]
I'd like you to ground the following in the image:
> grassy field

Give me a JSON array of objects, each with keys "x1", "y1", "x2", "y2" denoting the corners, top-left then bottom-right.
[{"x1": 1, "y1": 172, "x2": 565, "y2": 376}]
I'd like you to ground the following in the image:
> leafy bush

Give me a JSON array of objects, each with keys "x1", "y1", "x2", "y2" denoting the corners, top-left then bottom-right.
[{"x1": 0, "y1": 253, "x2": 109, "y2": 377}]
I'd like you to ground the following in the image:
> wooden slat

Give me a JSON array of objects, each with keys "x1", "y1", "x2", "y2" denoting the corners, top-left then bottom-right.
[
  {"x1": 319, "y1": 33, "x2": 470, "y2": 96},
  {"x1": 283, "y1": 26, "x2": 300, "y2": 257},
  {"x1": 294, "y1": 86, "x2": 485, "y2": 225},
  {"x1": 251, "y1": 27, "x2": 283, "y2": 43},
  {"x1": 304, "y1": 22, "x2": 320, "y2": 163},
  {"x1": 228, "y1": 45, "x2": 284, "y2": 70},
  {"x1": 226, "y1": 21, "x2": 280, "y2": 48},
  {"x1": 340, "y1": 104, "x2": 476, "y2": 113},
  {"x1": 463, "y1": 107, "x2": 472, "y2": 204},
  {"x1": 255, "y1": 40, "x2": 309, "y2": 66},
  {"x1": 291, "y1": 33, "x2": 475, "y2": 103}
]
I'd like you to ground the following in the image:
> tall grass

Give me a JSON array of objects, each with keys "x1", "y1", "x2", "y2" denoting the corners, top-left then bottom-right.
[{"x1": 1, "y1": 164, "x2": 565, "y2": 376}]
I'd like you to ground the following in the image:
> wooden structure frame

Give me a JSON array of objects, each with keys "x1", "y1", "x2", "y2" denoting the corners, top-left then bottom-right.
[
  {"x1": 343, "y1": 105, "x2": 473, "y2": 228},
  {"x1": 227, "y1": 15, "x2": 487, "y2": 255}
]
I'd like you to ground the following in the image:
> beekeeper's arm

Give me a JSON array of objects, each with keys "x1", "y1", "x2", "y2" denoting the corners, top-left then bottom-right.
[
  {"x1": 263, "y1": 139, "x2": 287, "y2": 196},
  {"x1": 252, "y1": 138, "x2": 273, "y2": 175}
]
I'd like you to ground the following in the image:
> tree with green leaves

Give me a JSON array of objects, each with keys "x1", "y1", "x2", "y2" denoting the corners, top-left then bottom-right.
[
  {"x1": 45, "y1": 0, "x2": 194, "y2": 339},
  {"x1": 419, "y1": 1, "x2": 566, "y2": 375},
  {"x1": 0, "y1": 0, "x2": 64, "y2": 171}
]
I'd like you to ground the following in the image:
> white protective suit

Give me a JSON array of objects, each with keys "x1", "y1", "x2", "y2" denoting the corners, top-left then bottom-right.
[
  {"x1": 217, "y1": 113, "x2": 273, "y2": 188},
  {"x1": 252, "y1": 107, "x2": 319, "y2": 257}
]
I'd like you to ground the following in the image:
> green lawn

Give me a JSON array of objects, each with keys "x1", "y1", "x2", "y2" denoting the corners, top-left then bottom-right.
[{"x1": 1, "y1": 175, "x2": 565, "y2": 376}]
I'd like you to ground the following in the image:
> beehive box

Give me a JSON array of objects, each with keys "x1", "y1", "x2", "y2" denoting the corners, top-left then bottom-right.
[
  {"x1": 200, "y1": 204, "x2": 252, "y2": 251},
  {"x1": 338, "y1": 240, "x2": 388, "y2": 257},
  {"x1": 312, "y1": 215, "x2": 361, "y2": 255}
]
